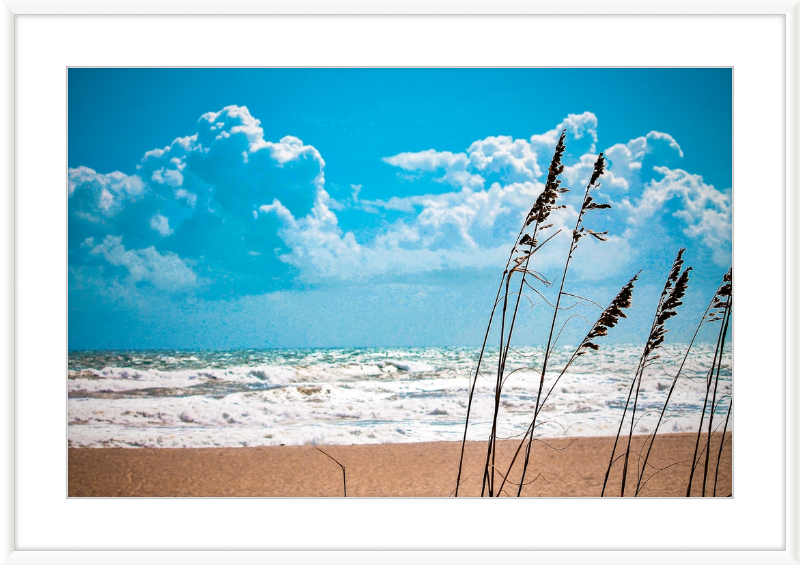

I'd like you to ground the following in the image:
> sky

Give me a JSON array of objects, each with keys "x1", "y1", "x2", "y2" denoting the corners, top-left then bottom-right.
[{"x1": 68, "y1": 68, "x2": 732, "y2": 350}]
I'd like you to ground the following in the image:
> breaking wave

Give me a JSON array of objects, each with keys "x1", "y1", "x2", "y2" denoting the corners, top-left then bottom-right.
[{"x1": 67, "y1": 345, "x2": 732, "y2": 448}]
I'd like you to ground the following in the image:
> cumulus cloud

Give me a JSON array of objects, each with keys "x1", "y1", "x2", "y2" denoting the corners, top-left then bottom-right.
[
  {"x1": 150, "y1": 214, "x2": 173, "y2": 236},
  {"x1": 382, "y1": 129, "x2": 568, "y2": 192},
  {"x1": 261, "y1": 179, "x2": 579, "y2": 281},
  {"x1": 151, "y1": 168, "x2": 184, "y2": 188},
  {"x1": 260, "y1": 193, "x2": 364, "y2": 278},
  {"x1": 135, "y1": 105, "x2": 325, "y2": 218},
  {"x1": 382, "y1": 112, "x2": 601, "y2": 195},
  {"x1": 68, "y1": 105, "x2": 328, "y2": 298},
  {"x1": 466, "y1": 136, "x2": 543, "y2": 184},
  {"x1": 265, "y1": 110, "x2": 729, "y2": 278},
  {"x1": 619, "y1": 167, "x2": 732, "y2": 264},
  {"x1": 69, "y1": 106, "x2": 732, "y2": 304},
  {"x1": 383, "y1": 149, "x2": 484, "y2": 189},
  {"x1": 83, "y1": 235, "x2": 197, "y2": 291},
  {"x1": 68, "y1": 167, "x2": 146, "y2": 220},
  {"x1": 603, "y1": 131, "x2": 684, "y2": 192},
  {"x1": 530, "y1": 112, "x2": 599, "y2": 157}
]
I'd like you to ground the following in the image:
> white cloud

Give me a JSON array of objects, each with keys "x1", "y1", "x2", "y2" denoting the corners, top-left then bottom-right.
[
  {"x1": 619, "y1": 167, "x2": 731, "y2": 264},
  {"x1": 151, "y1": 168, "x2": 184, "y2": 188},
  {"x1": 359, "y1": 196, "x2": 417, "y2": 213},
  {"x1": 135, "y1": 105, "x2": 326, "y2": 218},
  {"x1": 86, "y1": 235, "x2": 197, "y2": 291},
  {"x1": 68, "y1": 167, "x2": 146, "y2": 218},
  {"x1": 467, "y1": 136, "x2": 543, "y2": 183},
  {"x1": 261, "y1": 177, "x2": 580, "y2": 281},
  {"x1": 384, "y1": 149, "x2": 462, "y2": 172},
  {"x1": 383, "y1": 149, "x2": 484, "y2": 189},
  {"x1": 603, "y1": 131, "x2": 684, "y2": 191},
  {"x1": 198, "y1": 106, "x2": 326, "y2": 190},
  {"x1": 264, "y1": 109, "x2": 730, "y2": 280},
  {"x1": 383, "y1": 113, "x2": 602, "y2": 193},
  {"x1": 174, "y1": 188, "x2": 197, "y2": 207},
  {"x1": 70, "y1": 106, "x2": 731, "y2": 297},
  {"x1": 260, "y1": 190, "x2": 364, "y2": 278},
  {"x1": 199, "y1": 105, "x2": 264, "y2": 146},
  {"x1": 149, "y1": 214, "x2": 174, "y2": 236},
  {"x1": 69, "y1": 104, "x2": 329, "y2": 299},
  {"x1": 530, "y1": 112, "x2": 599, "y2": 156},
  {"x1": 383, "y1": 135, "x2": 549, "y2": 190},
  {"x1": 646, "y1": 131, "x2": 684, "y2": 157}
]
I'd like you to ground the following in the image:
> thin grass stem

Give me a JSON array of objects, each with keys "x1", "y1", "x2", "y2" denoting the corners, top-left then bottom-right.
[
  {"x1": 713, "y1": 401, "x2": 733, "y2": 497},
  {"x1": 702, "y1": 300, "x2": 732, "y2": 496}
]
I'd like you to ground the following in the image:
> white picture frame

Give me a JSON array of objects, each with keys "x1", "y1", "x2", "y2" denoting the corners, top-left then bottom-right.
[{"x1": 2, "y1": 1, "x2": 798, "y2": 564}]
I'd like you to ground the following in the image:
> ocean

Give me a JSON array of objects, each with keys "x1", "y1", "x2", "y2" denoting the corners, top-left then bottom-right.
[{"x1": 68, "y1": 344, "x2": 732, "y2": 449}]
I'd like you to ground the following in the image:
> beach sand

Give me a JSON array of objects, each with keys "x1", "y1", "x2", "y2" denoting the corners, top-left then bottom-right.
[{"x1": 68, "y1": 432, "x2": 731, "y2": 497}]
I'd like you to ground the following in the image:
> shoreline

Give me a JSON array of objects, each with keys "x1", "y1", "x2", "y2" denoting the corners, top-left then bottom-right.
[{"x1": 68, "y1": 432, "x2": 731, "y2": 497}]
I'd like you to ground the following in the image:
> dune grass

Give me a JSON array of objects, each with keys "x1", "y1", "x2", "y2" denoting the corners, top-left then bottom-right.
[{"x1": 454, "y1": 129, "x2": 733, "y2": 498}]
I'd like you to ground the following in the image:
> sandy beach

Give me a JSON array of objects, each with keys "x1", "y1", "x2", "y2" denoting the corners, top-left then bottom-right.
[{"x1": 68, "y1": 432, "x2": 731, "y2": 497}]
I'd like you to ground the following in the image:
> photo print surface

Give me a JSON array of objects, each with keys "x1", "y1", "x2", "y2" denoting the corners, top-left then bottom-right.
[{"x1": 67, "y1": 68, "x2": 732, "y2": 497}]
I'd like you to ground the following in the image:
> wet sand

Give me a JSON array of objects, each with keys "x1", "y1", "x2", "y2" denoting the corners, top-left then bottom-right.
[{"x1": 68, "y1": 432, "x2": 731, "y2": 497}]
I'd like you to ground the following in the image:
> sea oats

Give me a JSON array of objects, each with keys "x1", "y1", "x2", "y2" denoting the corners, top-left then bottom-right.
[
  {"x1": 495, "y1": 272, "x2": 639, "y2": 496},
  {"x1": 578, "y1": 273, "x2": 638, "y2": 354},
  {"x1": 602, "y1": 248, "x2": 693, "y2": 497},
  {"x1": 456, "y1": 129, "x2": 571, "y2": 496},
  {"x1": 636, "y1": 267, "x2": 732, "y2": 496}
]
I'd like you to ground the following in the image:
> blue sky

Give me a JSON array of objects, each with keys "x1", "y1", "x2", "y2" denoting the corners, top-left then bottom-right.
[{"x1": 68, "y1": 68, "x2": 732, "y2": 350}]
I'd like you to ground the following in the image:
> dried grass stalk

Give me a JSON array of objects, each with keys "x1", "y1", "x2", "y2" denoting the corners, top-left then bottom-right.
[
  {"x1": 635, "y1": 268, "x2": 731, "y2": 496},
  {"x1": 456, "y1": 130, "x2": 569, "y2": 497},
  {"x1": 601, "y1": 248, "x2": 692, "y2": 497},
  {"x1": 687, "y1": 268, "x2": 732, "y2": 497},
  {"x1": 495, "y1": 272, "x2": 638, "y2": 496}
]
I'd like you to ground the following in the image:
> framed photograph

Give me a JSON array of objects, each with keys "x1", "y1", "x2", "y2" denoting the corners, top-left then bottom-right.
[{"x1": 2, "y1": 1, "x2": 797, "y2": 564}]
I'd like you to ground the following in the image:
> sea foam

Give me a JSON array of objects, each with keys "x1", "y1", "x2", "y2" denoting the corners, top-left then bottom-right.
[{"x1": 67, "y1": 345, "x2": 732, "y2": 448}]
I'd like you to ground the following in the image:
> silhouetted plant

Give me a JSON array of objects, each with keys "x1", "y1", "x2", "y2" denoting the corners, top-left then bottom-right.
[
  {"x1": 601, "y1": 248, "x2": 691, "y2": 497},
  {"x1": 455, "y1": 130, "x2": 568, "y2": 497},
  {"x1": 634, "y1": 268, "x2": 731, "y2": 496},
  {"x1": 495, "y1": 272, "x2": 638, "y2": 496},
  {"x1": 686, "y1": 269, "x2": 732, "y2": 496}
]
